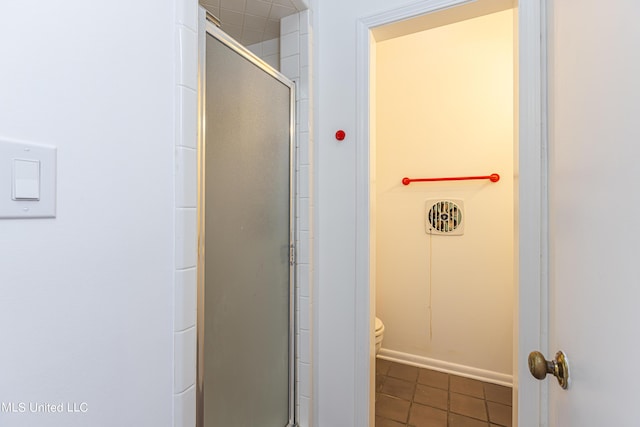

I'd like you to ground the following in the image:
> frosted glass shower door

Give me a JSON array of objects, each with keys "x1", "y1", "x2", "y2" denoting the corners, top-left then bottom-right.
[{"x1": 199, "y1": 26, "x2": 295, "y2": 427}]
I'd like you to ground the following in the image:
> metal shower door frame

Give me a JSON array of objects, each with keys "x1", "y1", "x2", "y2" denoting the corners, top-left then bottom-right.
[{"x1": 196, "y1": 8, "x2": 297, "y2": 427}]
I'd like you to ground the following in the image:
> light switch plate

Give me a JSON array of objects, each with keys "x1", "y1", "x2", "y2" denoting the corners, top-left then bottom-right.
[{"x1": 0, "y1": 139, "x2": 56, "y2": 219}]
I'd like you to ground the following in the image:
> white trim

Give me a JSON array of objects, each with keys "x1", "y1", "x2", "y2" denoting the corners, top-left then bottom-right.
[
  {"x1": 516, "y1": 1, "x2": 547, "y2": 426},
  {"x1": 378, "y1": 349, "x2": 513, "y2": 387},
  {"x1": 362, "y1": 0, "x2": 476, "y2": 29},
  {"x1": 355, "y1": 1, "x2": 546, "y2": 426},
  {"x1": 354, "y1": 16, "x2": 373, "y2": 427}
]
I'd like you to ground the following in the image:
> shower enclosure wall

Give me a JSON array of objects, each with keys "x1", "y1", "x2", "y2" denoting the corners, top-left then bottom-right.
[{"x1": 197, "y1": 11, "x2": 297, "y2": 427}]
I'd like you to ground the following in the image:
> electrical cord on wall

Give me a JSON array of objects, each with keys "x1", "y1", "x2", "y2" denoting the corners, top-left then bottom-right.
[{"x1": 428, "y1": 231, "x2": 433, "y2": 342}]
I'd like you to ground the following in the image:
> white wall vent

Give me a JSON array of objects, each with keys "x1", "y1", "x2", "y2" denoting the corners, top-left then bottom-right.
[{"x1": 425, "y1": 199, "x2": 464, "y2": 235}]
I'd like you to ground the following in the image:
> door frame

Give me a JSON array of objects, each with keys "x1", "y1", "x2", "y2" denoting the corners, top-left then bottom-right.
[{"x1": 354, "y1": 1, "x2": 548, "y2": 425}]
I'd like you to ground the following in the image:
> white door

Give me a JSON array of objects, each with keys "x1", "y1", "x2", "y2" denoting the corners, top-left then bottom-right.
[{"x1": 539, "y1": 1, "x2": 640, "y2": 425}]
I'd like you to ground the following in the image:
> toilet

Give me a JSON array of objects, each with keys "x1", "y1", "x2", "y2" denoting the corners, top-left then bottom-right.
[{"x1": 374, "y1": 317, "x2": 385, "y2": 355}]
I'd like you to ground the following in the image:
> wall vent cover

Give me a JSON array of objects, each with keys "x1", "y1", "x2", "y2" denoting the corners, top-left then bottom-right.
[{"x1": 425, "y1": 199, "x2": 464, "y2": 235}]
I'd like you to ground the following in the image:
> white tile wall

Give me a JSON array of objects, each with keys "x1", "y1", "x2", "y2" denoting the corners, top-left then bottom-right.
[
  {"x1": 246, "y1": 37, "x2": 281, "y2": 70},
  {"x1": 177, "y1": 0, "x2": 198, "y2": 31},
  {"x1": 299, "y1": 330, "x2": 311, "y2": 364},
  {"x1": 174, "y1": 268, "x2": 197, "y2": 331},
  {"x1": 299, "y1": 297, "x2": 310, "y2": 330},
  {"x1": 177, "y1": 27, "x2": 198, "y2": 90},
  {"x1": 297, "y1": 231, "x2": 310, "y2": 264},
  {"x1": 298, "y1": 199, "x2": 310, "y2": 231},
  {"x1": 298, "y1": 99, "x2": 310, "y2": 134},
  {"x1": 173, "y1": 386, "x2": 196, "y2": 427},
  {"x1": 281, "y1": 55, "x2": 300, "y2": 79},
  {"x1": 281, "y1": 10, "x2": 314, "y2": 427},
  {"x1": 175, "y1": 147, "x2": 197, "y2": 208},
  {"x1": 298, "y1": 164, "x2": 310, "y2": 198},
  {"x1": 174, "y1": 1, "x2": 199, "y2": 426},
  {"x1": 176, "y1": 87, "x2": 198, "y2": 149},
  {"x1": 175, "y1": 208, "x2": 197, "y2": 269},
  {"x1": 298, "y1": 131, "x2": 310, "y2": 165},
  {"x1": 298, "y1": 263, "x2": 310, "y2": 298},
  {"x1": 174, "y1": 327, "x2": 197, "y2": 393},
  {"x1": 281, "y1": 11, "x2": 300, "y2": 34},
  {"x1": 263, "y1": 38, "x2": 279, "y2": 56},
  {"x1": 299, "y1": 395, "x2": 311, "y2": 427},
  {"x1": 281, "y1": 31, "x2": 300, "y2": 58},
  {"x1": 300, "y1": 35, "x2": 309, "y2": 67}
]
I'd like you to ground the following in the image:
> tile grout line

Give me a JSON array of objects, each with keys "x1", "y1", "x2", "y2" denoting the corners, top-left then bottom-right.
[
  {"x1": 447, "y1": 373, "x2": 451, "y2": 425},
  {"x1": 483, "y1": 383, "x2": 490, "y2": 426}
]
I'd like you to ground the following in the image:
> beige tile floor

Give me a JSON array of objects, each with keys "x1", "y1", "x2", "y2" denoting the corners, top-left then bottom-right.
[{"x1": 376, "y1": 359, "x2": 512, "y2": 427}]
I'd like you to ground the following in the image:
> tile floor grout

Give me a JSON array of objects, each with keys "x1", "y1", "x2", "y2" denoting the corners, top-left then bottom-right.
[{"x1": 375, "y1": 358, "x2": 513, "y2": 427}]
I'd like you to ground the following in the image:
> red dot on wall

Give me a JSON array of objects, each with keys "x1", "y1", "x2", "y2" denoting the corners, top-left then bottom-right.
[{"x1": 335, "y1": 130, "x2": 346, "y2": 141}]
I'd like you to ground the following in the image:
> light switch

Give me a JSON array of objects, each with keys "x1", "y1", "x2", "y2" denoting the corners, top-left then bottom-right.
[
  {"x1": 0, "y1": 139, "x2": 56, "y2": 218},
  {"x1": 13, "y1": 159, "x2": 40, "y2": 200}
]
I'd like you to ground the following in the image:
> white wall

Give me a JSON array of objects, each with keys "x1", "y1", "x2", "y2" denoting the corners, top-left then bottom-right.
[
  {"x1": 374, "y1": 10, "x2": 514, "y2": 377},
  {"x1": 312, "y1": 1, "x2": 406, "y2": 425},
  {"x1": 0, "y1": 1, "x2": 176, "y2": 426}
]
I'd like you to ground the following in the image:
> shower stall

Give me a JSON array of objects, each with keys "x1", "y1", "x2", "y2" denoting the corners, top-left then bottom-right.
[{"x1": 197, "y1": 10, "x2": 297, "y2": 427}]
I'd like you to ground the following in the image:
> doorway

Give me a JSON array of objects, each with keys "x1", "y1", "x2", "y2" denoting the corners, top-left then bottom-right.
[
  {"x1": 370, "y1": 5, "x2": 517, "y2": 425},
  {"x1": 362, "y1": 2, "x2": 518, "y2": 425},
  {"x1": 197, "y1": 16, "x2": 297, "y2": 427}
]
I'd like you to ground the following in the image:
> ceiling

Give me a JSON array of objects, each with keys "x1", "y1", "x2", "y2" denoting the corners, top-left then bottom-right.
[{"x1": 200, "y1": 0, "x2": 307, "y2": 46}]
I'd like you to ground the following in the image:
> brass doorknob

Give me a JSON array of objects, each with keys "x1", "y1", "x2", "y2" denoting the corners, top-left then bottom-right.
[{"x1": 528, "y1": 350, "x2": 570, "y2": 389}]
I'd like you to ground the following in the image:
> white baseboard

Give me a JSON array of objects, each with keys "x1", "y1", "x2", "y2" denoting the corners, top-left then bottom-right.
[{"x1": 377, "y1": 348, "x2": 513, "y2": 387}]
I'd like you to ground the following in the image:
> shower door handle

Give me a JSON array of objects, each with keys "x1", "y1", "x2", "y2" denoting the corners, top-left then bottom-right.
[{"x1": 528, "y1": 350, "x2": 570, "y2": 389}]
